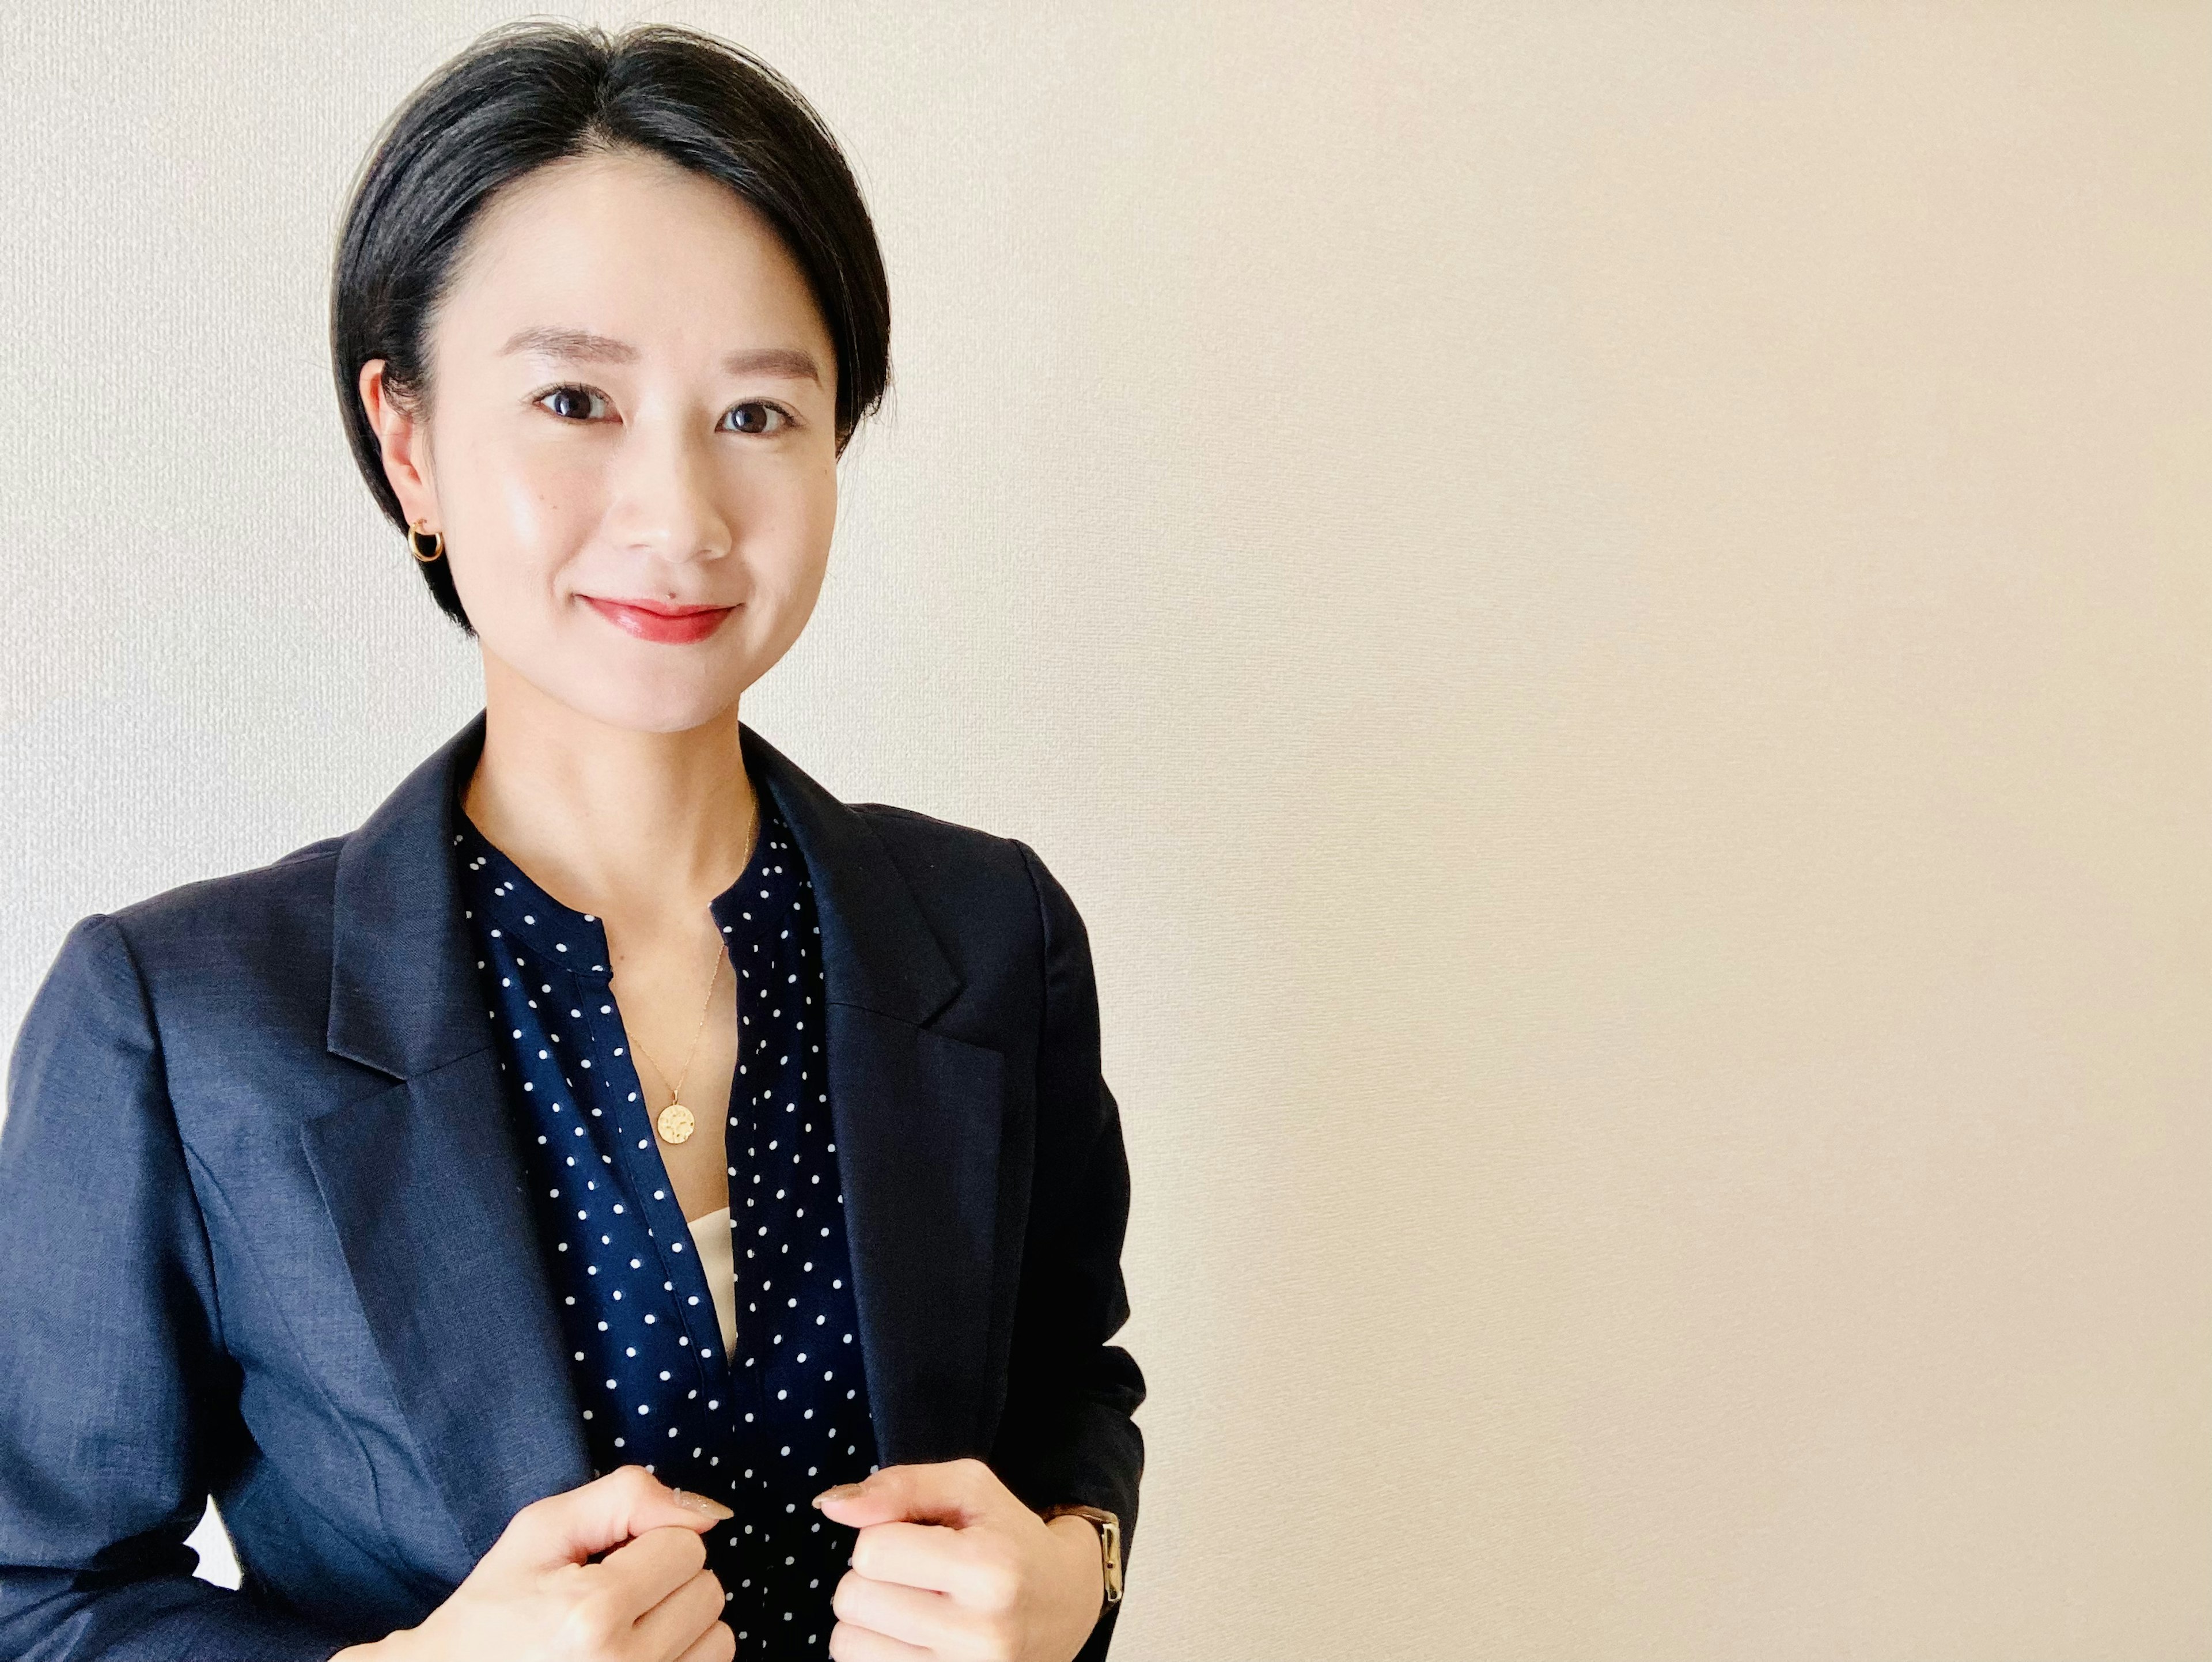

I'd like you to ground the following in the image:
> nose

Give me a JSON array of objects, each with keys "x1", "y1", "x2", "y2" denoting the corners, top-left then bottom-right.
[{"x1": 607, "y1": 410, "x2": 734, "y2": 573}]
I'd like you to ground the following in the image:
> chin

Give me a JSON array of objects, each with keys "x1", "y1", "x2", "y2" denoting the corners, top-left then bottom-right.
[{"x1": 534, "y1": 661, "x2": 748, "y2": 737}]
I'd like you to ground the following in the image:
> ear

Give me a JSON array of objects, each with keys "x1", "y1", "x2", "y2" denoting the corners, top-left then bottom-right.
[{"x1": 357, "y1": 358, "x2": 440, "y2": 533}]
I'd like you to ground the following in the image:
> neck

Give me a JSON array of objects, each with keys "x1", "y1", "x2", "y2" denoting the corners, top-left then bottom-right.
[{"x1": 460, "y1": 651, "x2": 760, "y2": 926}]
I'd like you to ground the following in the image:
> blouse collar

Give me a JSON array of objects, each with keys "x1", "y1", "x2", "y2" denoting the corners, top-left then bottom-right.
[
  {"x1": 449, "y1": 781, "x2": 792, "y2": 979},
  {"x1": 325, "y1": 709, "x2": 964, "y2": 1083}
]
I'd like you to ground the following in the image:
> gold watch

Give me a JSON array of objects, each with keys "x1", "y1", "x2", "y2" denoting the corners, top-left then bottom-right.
[{"x1": 1040, "y1": 1502, "x2": 1123, "y2": 1605}]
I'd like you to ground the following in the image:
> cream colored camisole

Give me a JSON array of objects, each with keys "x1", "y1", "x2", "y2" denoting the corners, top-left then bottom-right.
[{"x1": 684, "y1": 1206, "x2": 739, "y2": 1355}]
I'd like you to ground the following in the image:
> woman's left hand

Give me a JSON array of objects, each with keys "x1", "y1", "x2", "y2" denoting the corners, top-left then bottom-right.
[{"x1": 813, "y1": 1458, "x2": 1105, "y2": 1661}]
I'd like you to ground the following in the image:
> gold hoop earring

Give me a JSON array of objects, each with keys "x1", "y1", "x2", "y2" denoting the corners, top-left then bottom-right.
[{"x1": 407, "y1": 520, "x2": 445, "y2": 563}]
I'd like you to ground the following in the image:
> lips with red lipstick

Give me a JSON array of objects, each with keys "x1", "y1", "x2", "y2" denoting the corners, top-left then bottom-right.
[{"x1": 580, "y1": 594, "x2": 739, "y2": 645}]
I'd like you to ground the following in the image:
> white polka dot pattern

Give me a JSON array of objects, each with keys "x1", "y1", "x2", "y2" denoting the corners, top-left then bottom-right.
[{"x1": 453, "y1": 788, "x2": 877, "y2": 1654}]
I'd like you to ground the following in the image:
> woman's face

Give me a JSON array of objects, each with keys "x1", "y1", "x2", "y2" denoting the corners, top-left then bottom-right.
[{"x1": 362, "y1": 146, "x2": 843, "y2": 734}]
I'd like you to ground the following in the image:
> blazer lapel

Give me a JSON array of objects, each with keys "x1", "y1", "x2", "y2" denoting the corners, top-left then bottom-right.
[
  {"x1": 310, "y1": 711, "x2": 591, "y2": 1566},
  {"x1": 741, "y1": 725, "x2": 1007, "y2": 1464},
  {"x1": 305, "y1": 709, "x2": 1007, "y2": 1572}
]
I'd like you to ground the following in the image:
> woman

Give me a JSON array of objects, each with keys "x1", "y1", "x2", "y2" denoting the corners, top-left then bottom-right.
[{"x1": 0, "y1": 22, "x2": 1141, "y2": 1662}]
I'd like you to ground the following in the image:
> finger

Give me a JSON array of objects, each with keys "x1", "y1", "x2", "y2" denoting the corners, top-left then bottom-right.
[
  {"x1": 813, "y1": 1457, "x2": 1006, "y2": 1529},
  {"x1": 594, "y1": 1521, "x2": 711, "y2": 1617},
  {"x1": 827, "y1": 1615, "x2": 934, "y2": 1662},
  {"x1": 672, "y1": 1618, "x2": 737, "y2": 1662},
  {"x1": 498, "y1": 1465, "x2": 733, "y2": 1571},
  {"x1": 847, "y1": 1519, "x2": 986, "y2": 1599},
  {"x1": 831, "y1": 1568, "x2": 959, "y2": 1650},
  {"x1": 632, "y1": 1562, "x2": 730, "y2": 1661}
]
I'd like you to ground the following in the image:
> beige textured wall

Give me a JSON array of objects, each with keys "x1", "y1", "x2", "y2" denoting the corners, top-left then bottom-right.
[{"x1": 3, "y1": 4, "x2": 2208, "y2": 1658}]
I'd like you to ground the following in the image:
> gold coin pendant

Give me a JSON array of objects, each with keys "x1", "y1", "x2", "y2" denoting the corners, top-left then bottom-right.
[{"x1": 656, "y1": 1102, "x2": 695, "y2": 1145}]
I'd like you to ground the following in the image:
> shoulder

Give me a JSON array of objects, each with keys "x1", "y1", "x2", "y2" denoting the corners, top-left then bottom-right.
[
  {"x1": 839, "y1": 802, "x2": 1097, "y2": 1054},
  {"x1": 42, "y1": 832, "x2": 353, "y2": 1059},
  {"x1": 847, "y1": 801, "x2": 1084, "y2": 948},
  {"x1": 849, "y1": 800, "x2": 1026, "y2": 888},
  {"x1": 103, "y1": 831, "x2": 347, "y2": 966}
]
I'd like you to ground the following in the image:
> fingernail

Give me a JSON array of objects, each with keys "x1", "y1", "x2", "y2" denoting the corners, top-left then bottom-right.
[
  {"x1": 670, "y1": 1486, "x2": 735, "y2": 1520},
  {"x1": 812, "y1": 1482, "x2": 866, "y2": 1508}
]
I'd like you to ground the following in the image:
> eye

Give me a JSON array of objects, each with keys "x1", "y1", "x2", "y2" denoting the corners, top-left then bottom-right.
[
  {"x1": 536, "y1": 385, "x2": 609, "y2": 422},
  {"x1": 722, "y1": 400, "x2": 792, "y2": 436}
]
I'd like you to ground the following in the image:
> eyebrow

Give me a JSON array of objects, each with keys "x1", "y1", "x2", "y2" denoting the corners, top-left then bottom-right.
[{"x1": 499, "y1": 326, "x2": 822, "y2": 384}]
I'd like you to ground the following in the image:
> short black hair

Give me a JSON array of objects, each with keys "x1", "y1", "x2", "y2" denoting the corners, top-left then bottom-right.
[{"x1": 330, "y1": 21, "x2": 891, "y2": 633}]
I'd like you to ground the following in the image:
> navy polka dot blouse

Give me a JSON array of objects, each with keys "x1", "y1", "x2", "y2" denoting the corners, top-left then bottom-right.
[{"x1": 453, "y1": 786, "x2": 879, "y2": 1654}]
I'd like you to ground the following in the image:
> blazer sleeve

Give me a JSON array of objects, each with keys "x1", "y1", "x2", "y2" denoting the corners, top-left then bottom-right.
[
  {"x1": 0, "y1": 914, "x2": 351, "y2": 1660},
  {"x1": 992, "y1": 845, "x2": 1146, "y2": 1662}
]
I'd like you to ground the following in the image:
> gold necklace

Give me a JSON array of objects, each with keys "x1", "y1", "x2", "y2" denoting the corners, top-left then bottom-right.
[
  {"x1": 619, "y1": 793, "x2": 757, "y2": 1148},
  {"x1": 627, "y1": 938, "x2": 725, "y2": 1146}
]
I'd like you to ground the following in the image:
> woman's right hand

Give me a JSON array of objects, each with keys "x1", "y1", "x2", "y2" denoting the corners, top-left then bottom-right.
[{"x1": 330, "y1": 1466, "x2": 737, "y2": 1662}]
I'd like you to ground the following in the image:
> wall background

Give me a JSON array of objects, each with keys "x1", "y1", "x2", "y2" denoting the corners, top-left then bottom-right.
[{"x1": 3, "y1": 3, "x2": 2207, "y2": 1658}]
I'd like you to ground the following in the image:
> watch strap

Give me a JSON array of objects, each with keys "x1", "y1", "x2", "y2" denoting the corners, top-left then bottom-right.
[{"x1": 1040, "y1": 1502, "x2": 1123, "y2": 1605}]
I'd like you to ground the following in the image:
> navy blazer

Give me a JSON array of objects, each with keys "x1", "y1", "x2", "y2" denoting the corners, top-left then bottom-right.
[{"x1": 0, "y1": 713, "x2": 1143, "y2": 1660}]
